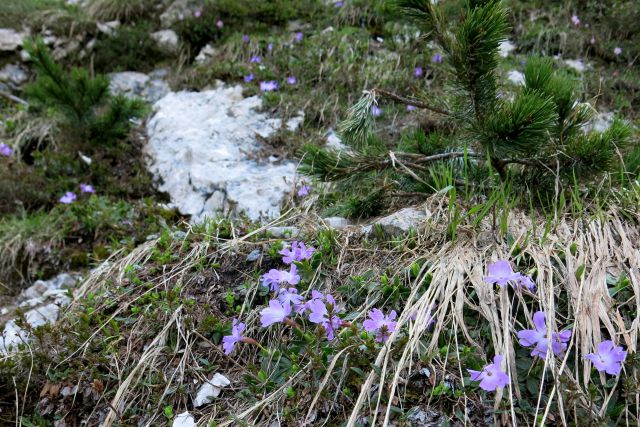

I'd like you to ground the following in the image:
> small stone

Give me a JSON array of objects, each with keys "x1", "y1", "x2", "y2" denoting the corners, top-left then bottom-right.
[
  {"x1": 506, "y1": 70, "x2": 524, "y2": 86},
  {"x1": 151, "y1": 29, "x2": 179, "y2": 53},
  {"x1": 0, "y1": 63, "x2": 28, "y2": 86},
  {"x1": 366, "y1": 207, "x2": 428, "y2": 236},
  {"x1": 325, "y1": 129, "x2": 349, "y2": 151},
  {"x1": 96, "y1": 20, "x2": 120, "y2": 36},
  {"x1": 60, "y1": 385, "x2": 79, "y2": 397},
  {"x1": 195, "y1": 44, "x2": 216, "y2": 64},
  {"x1": 173, "y1": 231, "x2": 187, "y2": 240},
  {"x1": 498, "y1": 40, "x2": 515, "y2": 58},
  {"x1": 25, "y1": 303, "x2": 60, "y2": 327},
  {"x1": 267, "y1": 226, "x2": 300, "y2": 238},
  {"x1": 323, "y1": 217, "x2": 350, "y2": 229},
  {"x1": 172, "y1": 412, "x2": 196, "y2": 427},
  {"x1": 246, "y1": 249, "x2": 262, "y2": 262},
  {"x1": 0, "y1": 28, "x2": 27, "y2": 51},
  {"x1": 194, "y1": 373, "x2": 230, "y2": 407},
  {"x1": 564, "y1": 59, "x2": 588, "y2": 73}
]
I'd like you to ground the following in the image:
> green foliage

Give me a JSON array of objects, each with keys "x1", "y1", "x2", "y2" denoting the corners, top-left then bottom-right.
[
  {"x1": 302, "y1": 0, "x2": 636, "y2": 216},
  {"x1": 86, "y1": 0, "x2": 152, "y2": 22},
  {"x1": 24, "y1": 38, "x2": 145, "y2": 145},
  {"x1": 92, "y1": 23, "x2": 173, "y2": 73}
]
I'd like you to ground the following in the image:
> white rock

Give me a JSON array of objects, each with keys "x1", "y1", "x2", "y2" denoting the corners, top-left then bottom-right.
[
  {"x1": 366, "y1": 207, "x2": 428, "y2": 236},
  {"x1": 0, "y1": 28, "x2": 27, "y2": 51},
  {"x1": 151, "y1": 29, "x2": 179, "y2": 53},
  {"x1": 172, "y1": 412, "x2": 196, "y2": 427},
  {"x1": 194, "y1": 373, "x2": 230, "y2": 407},
  {"x1": 146, "y1": 86, "x2": 298, "y2": 222},
  {"x1": 564, "y1": 59, "x2": 588, "y2": 73},
  {"x1": 195, "y1": 44, "x2": 216, "y2": 64},
  {"x1": 325, "y1": 129, "x2": 349, "y2": 151},
  {"x1": 506, "y1": 70, "x2": 525, "y2": 85},
  {"x1": 323, "y1": 217, "x2": 350, "y2": 228},
  {"x1": 585, "y1": 111, "x2": 614, "y2": 133},
  {"x1": 498, "y1": 40, "x2": 515, "y2": 58},
  {"x1": 0, "y1": 63, "x2": 28, "y2": 86},
  {"x1": 96, "y1": 20, "x2": 120, "y2": 36},
  {"x1": 267, "y1": 226, "x2": 300, "y2": 238},
  {"x1": 25, "y1": 303, "x2": 60, "y2": 327},
  {"x1": 0, "y1": 320, "x2": 28, "y2": 353}
]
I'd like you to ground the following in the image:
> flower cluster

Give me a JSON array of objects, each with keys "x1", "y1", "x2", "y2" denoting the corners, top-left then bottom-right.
[
  {"x1": 484, "y1": 259, "x2": 535, "y2": 291},
  {"x1": 0, "y1": 143, "x2": 13, "y2": 157},
  {"x1": 58, "y1": 183, "x2": 96, "y2": 204}
]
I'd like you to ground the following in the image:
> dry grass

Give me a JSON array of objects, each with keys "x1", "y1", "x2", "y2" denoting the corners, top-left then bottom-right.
[{"x1": 6, "y1": 195, "x2": 639, "y2": 425}]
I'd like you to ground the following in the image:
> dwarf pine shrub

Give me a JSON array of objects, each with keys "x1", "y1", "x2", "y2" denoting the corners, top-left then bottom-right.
[
  {"x1": 300, "y1": 0, "x2": 634, "y2": 216},
  {"x1": 23, "y1": 38, "x2": 145, "y2": 145}
]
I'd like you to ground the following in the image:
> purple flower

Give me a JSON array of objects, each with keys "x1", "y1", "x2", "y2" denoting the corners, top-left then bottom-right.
[
  {"x1": 260, "y1": 299, "x2": 292, "y2": 327},
  {"x1": 484, "y1": 260, "x2": 521, "y2": 287},
  {"x1": 584, "y1": 340, "x2": 627, "y2": 375},
  {"x1": 287, "y1": 76, "x2": 298, "y2": 85},
  {"x1": 407, "y1": 105, "x2": 416, "y2": 112},
  {"x1": 614, "y1": 47, "x2": 622, "y2": 56},
  {"x1": 467, "y1": 355, "x2": 510, "y2": 392},
  {"x1": 297, "y1": 184, "x2": 310, "y2": 196},
  {"x1": 79, "y1": 183, "x2": 94, "y2": 194},
  {"x1": 590, "y1": 36, "x2": 596, "y2": 45},
  {"x1": 178, "y1": 13, "x2": 184, "y2": 21},
  {"x1": 294, "y1": 32, "x2": 304, "y2": 43},
  {"x1": 517, "y1": 311, "x2": 571, "y2": 358},
  {"x1": 222, "y1": 319, "x2": 245, "y2": 355},
  {"x1": 571, "y1": 15, "x2": 580, "y2": 26},
  {"x1": 414, "y1": 67, "x2": 423, "y2": 77},
  {"x1": 194, "y1": 9, "x2": 202, "y2": 18},
  {"x1": 307, "y1": 294, "x2": 342, "y2": 340},
  {"x1": 267, "y1": 43, "x2": 273, "y2": 52},
  {"x1": 516, "y1": 274, "x2": 536, "y2": 291},
  {"x1": 244, "y1": 73, "x2": 255, "y2": 83},
  {"x1": 216, "y1": 20, "x2": 224, "y2": 28},
  {"x1": 335, "y1": 1, "x2": 344, "y2": 7},
  {"x1": 0, "y1": 143, "x2": 13, "y2": 157},
  {"x1": 59, "y1": 192, "x2": 77, "y2": 204},
  {"x1": 363, "y1": 308, "x2": 398, "y2": 342},
  {"x1": 279, "y1": 241, "x2": 315, "y2": 264},
  {"x1": 242, "y1": 35, "x2": 250, "y2": 43},
  {"x1": 410, "y1": 304, "x2": 435, "y2": 330},
  {"x1": 250, "y1": 56, "x2": 262, "y2": 63},
  {"x1": 371, "y1": 105, "x2": 382, "y2": 117},
  {"x1": 278, "y1": 288, "x2": 305, "y2": 313},
  {"x1": 261, "y1": 264, "x2": 300, "y2": 291},
  {"x1": 260, "y1": 81, "x2": 279, "y2": 92},
  {"x1": 585, "y1": 341, "x2": 627, "y2": 375},
  {"x1": 431, "y1": 53, "x2": 443, "y2": 63}
]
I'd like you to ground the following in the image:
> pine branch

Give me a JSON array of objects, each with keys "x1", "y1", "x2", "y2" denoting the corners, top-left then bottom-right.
[{"x1": 371, "y1": 88, "x2": 450, "y2": 115}]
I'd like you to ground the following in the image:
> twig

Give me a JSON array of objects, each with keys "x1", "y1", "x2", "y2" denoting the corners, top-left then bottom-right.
[
  {"x1": 371, "y1": 87, "x2": 450, "y2": 116},
  {"x1": 0, "y1": 91, "x2": 28, "y2": 106}
]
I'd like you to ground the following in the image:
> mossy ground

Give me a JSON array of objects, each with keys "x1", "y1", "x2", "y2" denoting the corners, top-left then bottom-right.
[{"x1": 0, "y1": 0, "x2": 639, "y2": 425}]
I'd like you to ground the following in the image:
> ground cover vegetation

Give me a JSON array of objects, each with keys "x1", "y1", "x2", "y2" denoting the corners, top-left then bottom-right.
[{"x1": 0, "y1": 0, "x2": 638, "y2": 426}]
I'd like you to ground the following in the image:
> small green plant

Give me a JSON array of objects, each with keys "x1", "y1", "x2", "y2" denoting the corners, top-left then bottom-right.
[{"x1": 24, "y1": 38, "x2": 145, "y2": 145}]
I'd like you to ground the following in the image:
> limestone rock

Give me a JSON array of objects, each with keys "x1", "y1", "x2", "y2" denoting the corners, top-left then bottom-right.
[
  {"x1": 109, "y1": 71, "x2": 170, "y2": 103},
  {"x1": 0, "y1": 28, "x2": 27, "y2": 52},
  {"x1": 365, "y1": 207, "x2": 428, "y2": 236},
  {"x1": 194, "y1": 373, "x2": 230, "y2": 407},
  {"x1": 151, "y1": 29, "x2": 179, "y2": 53},
  {"x1": 506, "y1": 70, "x2": 524, "y2": 86},
  {"x1": 0, "y1": 63, "x2": 28, "y2": 87},
  {"x1": 172, "y1": 412, "x2": 196, "y2": 427},
  {"x1": 145, "y1": 85, "x2": 299, "y2": 222},
  {"x1": 323, "y1": 216, "x2": 350, "y2": 229}
]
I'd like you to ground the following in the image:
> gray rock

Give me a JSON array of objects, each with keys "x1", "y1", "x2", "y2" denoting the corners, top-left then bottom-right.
[
  {"x1": 564, "y1": 59, "x2": 588, "y2": 73},
  {"x1": 0, "y1": 63, "x2": 28, "y2": 87},
  {"x1": 0, "y1": 28, "x2": 27, "y2": 52},
  {"x1": 173, "y1": 230, "x2": 187, "y2": 240},
  {"x1": 151, "y1": 29, "x2": 179, "y2": 53},
  {"x1": 366, "y1": 207, "x2": 428, "y2": 236},
  {"x1": 96, "y1": 20, "x2": 120, "y2": 36},
  {"x1": 160, "y1": 0, "x2": 202, "y2": 27},
  {"x1": 172, "y1": 412, "x2": 196, "y2": 427},
  {"x1": 195, "y1": 44, "x2": 216, "y2": 64},
  {"x1": 109, "y1": 71, "x2": 170, "y2": 103},
  {"x1": 406, "y1": 407, "x2": 442, "y2": 427},
  {"x1": 498, "y1": 40, "x2": 515, "y2": 58},
  {"x1": 246, "y1": 249, "x2": 262, "y2": 262},
  {"x1": 323, "y1": 216, "x2": 350, "y2": 229},
  {"x1": 506, "y1": 70, "x2": 524, "y2": 86},
  {"x1": 145, "y1": 85, "x2": 299, "y2": 222}
]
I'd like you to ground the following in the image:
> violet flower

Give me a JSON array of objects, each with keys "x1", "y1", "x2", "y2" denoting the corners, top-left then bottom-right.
[
  {"x1": 244, "y1": 73, "x2": 255, "y2": 83},
  {"x1": 517, "y1": 311, "x2": 571, "y2": 358},
  {"x1": 59, "y1": 192, "x2": 77, "y2": 204},
  {"x1": 242, "y1": 35, "x2": 250, "y2": 43},
  {"x1": 363, "y1": 308, "x2": 398, "y2": 342},
  {"x1": 194, "y1": 9, "x2": 202, "y2": 18},
  {"x1": 279, "y1": 241, "x2": 315, "y2": 264},
  {"x1": 260, "y1": 81, "x2": 279, "y2": 92},
  {"x1": 250, "y1": 56, "x2": 262, "y2": 63},
  {"x1": 260, "y1": 299, "x2": 292, "y2": 327},
  {"x1": 222, "y1": 318, "x2": 245, "y2": 355},
  {"x1": 267, "y1": 43, "x2": 273, "y2": 52},
  {"x1": 484, "y1": 260, "x2": 521, "y2": 287},
  {"x1": 410, "y1": 304, "x2": 435, "y2": 330},
  {"x1": 414, "y1": 67, "x2": 423, "y2": 77},
  {"x1": 297, "y1": 185, "x2": 310, "y2": 196},
  {"x1": 431, "y1": 53, "x2": 443, "y2": 63},
  {"x1": 0, "y1": 143, "x2": 12, "y2": 157},
  {"x1": 585, "y1": 340, "x2": 627, "y2": 375},
  {"x1": 216, "y1": 20, "x2": 224, "y2": 28},
  {"x1": 287, "y1": 76, "x2": 298, "y2": 85},
  {"x1": 307, "y1": 294, "x2": 342, "y2": 340},
  {"x1": 407, "y1": 105, "x2": 416, "y2": 112},
  {"x1": 261, "y1": 264, "x2": 300, "y2": 291},
  {"x1": 571, "y1": 15, "x2": 580, "y2": 26},
  {"x1": 79, "y1": 183, "x2": 95, "y2": 194},
  {"x1": 335, "y1": 1, "x2": 344, "y2": 7},
  {"x1": 371, "y1": 105, "x2": 382, "y2": 117},
  {"x1": 278, "y1": 288, "x2": 305, "y2": 314},
  {"x1": 294, "y1": 32, "x2": 304, "y2": 43},
  {"x1": 467, "y1": 355, "x2": 510, "y2": 392},
  {"x1": 614, "y1": 47, "x2": 622, "y2": 56}
]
